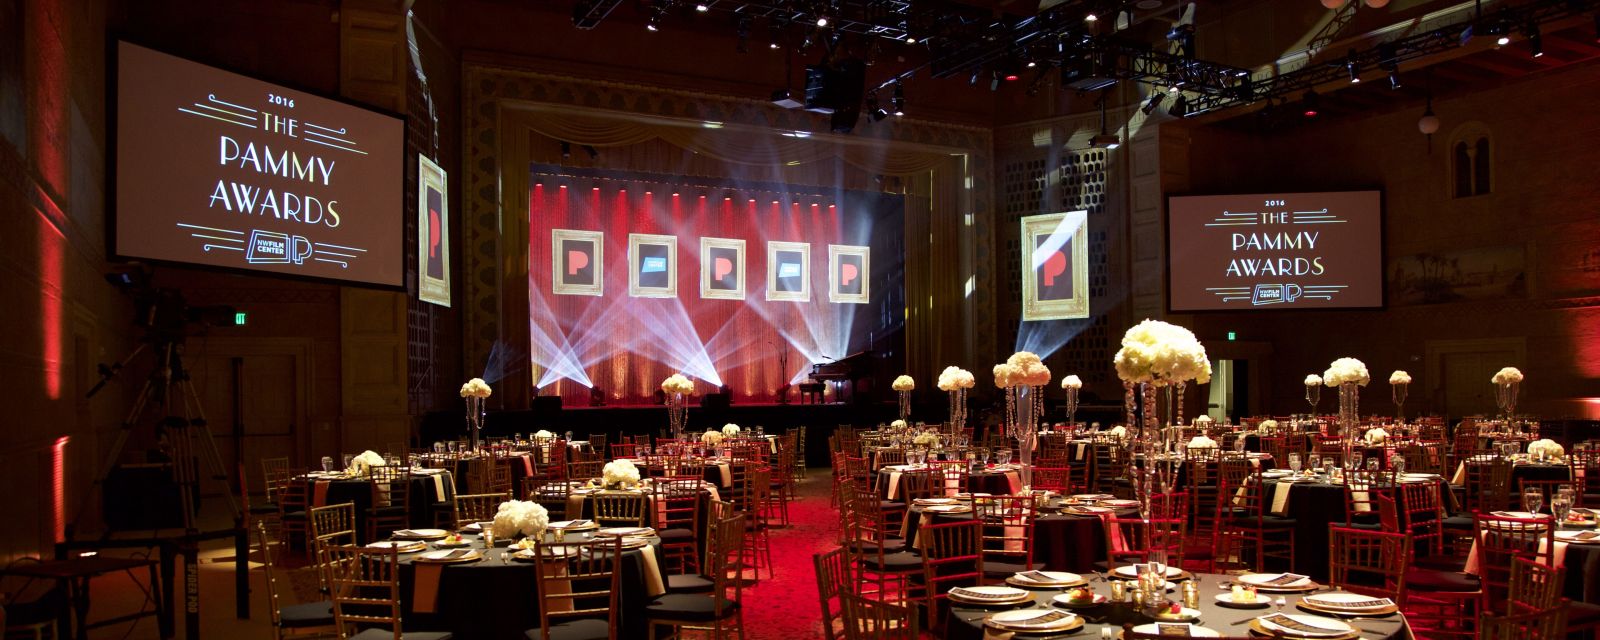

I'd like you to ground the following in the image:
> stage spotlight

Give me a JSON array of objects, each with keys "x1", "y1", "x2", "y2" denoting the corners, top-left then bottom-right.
[
  {"x1": 1168, "y1": 94, "x2": 1188, "y2": 118},
  {"x1": 1346, "y1": 52, "x2": 1360, "y2": 83},
  {"x1": 1084, "y1": 12, "x2": 1098, "y2": 22},
  {"x1": 1388, "y1": 70, "x2": 1402, "y2": 90},
  {"x1": 1301, "y1": 90, "x2": 1321, "y2": 118},
  {"x1": 1526, "y1": 22, "x2": 1544, "y2": 57},
  {"x1": 695, "y1": 2, "x2": 709, "y2": 11},
  {"x1": 815, "y1": 15, "x2": 828, "y2": 27},
  {"x1": 589, "y1": 385, "x2": 606, "y2": 407},
  {"x1": 1141, "y1": 92, "x2": 1166, "y2": 115},
  {"x1": 646, "y1": 14, "x2": 661, "y2": 31}
]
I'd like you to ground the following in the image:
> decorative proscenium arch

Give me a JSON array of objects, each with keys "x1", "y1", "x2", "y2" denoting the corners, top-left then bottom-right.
[{"x1": 462, "y1": 56, "x2": 996, "y2": 408}]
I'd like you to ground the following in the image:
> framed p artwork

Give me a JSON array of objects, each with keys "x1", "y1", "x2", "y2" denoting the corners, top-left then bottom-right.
[
  {"x1": 417, "y1": 154, "x2": 451, "y2": 306},
  {"x1": 1021, "y1": 211, "x2": 1089, "y2": 320},
  {"x1": 552, "y1": 229, "x2": 603, "y2": 296},
  {"x1": 700, "y1": 237, "x2": 746, "y2": 300},
  {"x1": 628, "y1": 233, "x2": 678, "y2": 298},
  {"x1": 828, "y1": 244, "x2": 870, "y2": 304},
  {"x1": 766, "y1": 241, "x2": 810, "y2": 302}
]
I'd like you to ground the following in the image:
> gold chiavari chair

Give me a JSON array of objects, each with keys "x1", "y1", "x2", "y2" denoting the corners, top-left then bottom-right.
[
  {"x1": 279, "y1": 470, "x2": 312, "y2": 551},
  {"x1": 590, "y1": 492, "x2": 649, "y2": 528},
  {"x1": 839, "y1": 592, "x2": 919, "y2": 640},
  {"x1": 646, "y1": 514, "x2": 746, "y2": 640},
  {"x1": 813, "y1": 547, "x2": 852, "y2": 640},
  {"x1": 654, "y1": 477, "x2": 704, "y2": 575},
  {"x1": 309, "y1": 502, "x2": 357, "y2": 551},
  {"x1": 1478, "y1": 603, "x2": 1569, "y2": 640},
  {"x1": 525, "y1": 537, "x2": 620, "y2": 640},
  {"x1": 970, "y1": 494, "x2": 1041, "y2": 577},
  {"x1": 566, "y1": 460, "x2": 603, "y2": 483},
  {"x1": 1507, "y1": 556, "x2": 1563, "y2": 614},
  {"x1": 916, "y1": 519, "x2": 985, "y2": 633},
  {"x1": 844, "y1": 485, "x2": 917, "y2": 602},
  {"x1": 452, "y1": 492, "x2": 508, "y2": 530},
  {"x1": 365, "y1": 466, "x2": 411, "y2": 542},
  {"x1": 1327, "y1": 526, "x2": 1409, "y2": 606},
  {"x1": 262, "y1": 456, "x2": 292, "y2": 507},
  {"x1": 326, "y1": 545, "x2": 452, "y2": 639},
  {"x1": 255, "y1": 521, "x2": 336, "y2": 639}
]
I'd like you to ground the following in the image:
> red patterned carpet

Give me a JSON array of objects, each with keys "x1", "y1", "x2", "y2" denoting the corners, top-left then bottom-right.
[{"x1": 742, "y1": 469, "x2": 838, "y2": 639}]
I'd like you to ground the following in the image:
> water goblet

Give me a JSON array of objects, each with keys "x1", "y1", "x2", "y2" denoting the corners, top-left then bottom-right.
[
  {"x1": 433, "y1": 441, "x2": 445, "y2": 454},
  {"x1": 1552, "y1": 493, "x2": 1573, "y2": 524},
  {"x1": 321, "y1": 456, "x2": 334, "y2": 472},
  {"x1": 1289, "y1": 453, "x2": 1302, "y2": 473},
  {"x1": 1523, "y1": 487, "x2": 1544, "y2": 515},
  {"x1": 1323, "y1": 459, "x2": 1336, "y2": 479},
  {"x1": 566, "y1": 430, "x2": 574, "y2": 442},
  {"x1": 1367, "y1": 458, "x2": 1380, "y2": 472},
  {"x1": 1393, "y1": 455, "x2": 1406, "y2": 475},
  {"x1": 1308, "y1": 454, "x2": 1321, "y2": 472},
  {"x1": 342, "y1": 453, "x2": 355, "y2": 469},
  {"x1": 996, "y1": 449, "x2": 1012, "y2": 466},
  {"x1": 1351, "y1": 452, "x2": 1364, "y2": 470},
  {"x1": 1274, "y1": 596, "x2": 1287, "y2": 613}
]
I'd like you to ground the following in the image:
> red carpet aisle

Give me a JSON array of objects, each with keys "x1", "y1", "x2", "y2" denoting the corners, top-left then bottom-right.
[{"x1": 742, "y1": 469, "x2": 838, "y2": 640}]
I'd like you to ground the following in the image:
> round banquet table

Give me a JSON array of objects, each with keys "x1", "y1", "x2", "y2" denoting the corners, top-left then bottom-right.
[
  {"x1": 297, "y1": 470, "x2": 456, "y2": 542},
  {"x1": 397, "y1": 533, "x2": 665, "y2": 639},
  {"x1": 877, "y1": 466, "x2": 1024, "y2": 502},
  {"x1": 1257, "y1": 475, "x2": 1453, "y2": 580},
  {"x1": 945, "y1": 573, "x2": 1412, "y2": 640},
  {"x1": 901, "y1": 501, "x2": 1138, "y2": 573}
]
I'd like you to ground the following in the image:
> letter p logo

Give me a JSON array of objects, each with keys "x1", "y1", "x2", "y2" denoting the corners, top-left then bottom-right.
[
  {"x1": 1042, "y1": 251, "x2": 1067, "y2": 287},
  {"x1": 840, "y1": 263, "x2": 859, "y2": 288},
  {"x1": 567, "y1": 250, "x2": 589, "y2": 275},
  {"x1": 714, "y1": 257, "x2": 733, "y2": 281}
]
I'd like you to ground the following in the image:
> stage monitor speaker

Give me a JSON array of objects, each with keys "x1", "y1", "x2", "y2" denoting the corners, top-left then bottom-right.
[{"x1": 102, "y1": 464, "x2": 187, "y2": 530}]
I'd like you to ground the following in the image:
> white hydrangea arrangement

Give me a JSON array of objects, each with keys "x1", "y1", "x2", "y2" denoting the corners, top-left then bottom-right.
[
  {"x1": 459, "y1": 377, "x2": 492, "y2": 398},
  {"x1": 994, "y1": 351, "x2": 1052, "y2": 388},
  {"x1": 348, "y1": 450, "x2": 385, "y2": 474},
  {"x1": 661, "y1": 373, "x2": 695, "y2": 394},
  {"x1": 721, "y1": 423, "x2": 740, "y2": 437},
  {"x1": 889, "y1": 419, "x2": 907, "y2": 429},
  {"x1": 892, "y1": 375, "x2": 916, "y2": 391},
  {"x1": 1492, "y1": 367, "x2": 1525, "y2": 384},
  {"x1": 1323, "y1": 358, "x2": 1371, "y2": 387},
  {"x1": 1193, "y1": 415, "x2": 1213, "y2": 426},
  {"x1": 937, "y1": 366, "x2": 976, "y2": 391},
  {"x1": 913, "y1": 431, "x2": 940, "y2": 447},
  {"x1": 1305, "y1": 374, "x2": 1323, "y2": 386},
  {"x1": 1364, "y1": 427, "x2": 1389, "y2": 444},
  {"x1": 1108, "y1": 425, "x2": 1127, "y2": 439},
  {"x1": 1061, "y1": 374, "x2": 1083, "y2": 389},
  {"x1": 534, "y1": 429, "x2": 553, "y2": 439},
  {"x1": 1528, "y1": 439, "x2": 1564, "y2": 459},
  {"x1": 701, "y1": 430, "x2": 724, "y2": 446},
  {"x1": 602, "y1": 459, "x2": 641, "y2": 488},
  {"x1": 1113, "y1": 319, "x2": 1212, "y2": 386},
  {"x1": 490, "y1": 500, "x2": 549, "y2": 539},
  {"x1": 1187, "y1": 435, "x2": 1218, "y2": 449},
  {"x1": 1389, "y1": 370, "x2": 1412, "y2": 385},
  {"x1": 1259, "y1": 419, "x2": 1280, "y2": 433}
]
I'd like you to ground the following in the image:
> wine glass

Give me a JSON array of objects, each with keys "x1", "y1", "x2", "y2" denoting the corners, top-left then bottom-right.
[
  {"x1": 1367, "y1": 458, "x2": 1380, "y2": 472},
  {"x1": 996, "y1": 449, "x2": 1012, "y2": 466},
  {"x1": 1308, "y1": 454, "x2": 1321, "y2": 473},
  {"x1": 1393, "y1": 455, "x2": 1406, "y2": 475},
  {"x1": 1274, "y1": 596, "x2": 1288, "y2": 613},
  {"x1": 979, "y1": 447, "x2": 993, "y2": 468},
  {"x1": 1289, "y1": 453, "x2": 1302, "y2": 473},
  {"x1": 1552, "y1": 492, "x2": 1573, "y2": 525},
  {"x1": 1323, "y1": 459, "x2": 1336, "y2": 479},
  {"x1": 1234, "y1": 436, "x2": 1248, "y2": 453},
  {"x1": 1523, "y1": 487, "x2": 1545, "y2": 515},
  {"x1": 1351, "y1": 452, "x2": 1364, "y2": 470}
]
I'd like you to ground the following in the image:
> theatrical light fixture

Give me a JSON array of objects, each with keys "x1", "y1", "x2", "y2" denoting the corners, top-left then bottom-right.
[
  {"x1": 1168, "y1": 94, "x2": 1189, "y2": 118},
  {"x1": 1084, "y1": 12, "x2": 1098, "y2": 22},
  {"x1": 815, "y1": 15, "x2": 828, "y2": 27},
  {"x1": 1346, "y1": 51, "x2": 1361, "y2": 83},
  {"x1": 695, "y1": 3, "x2": 708, "y2": 11},
  {"x1": 1301, "y1": 90, "x2": 1321, "y2": 117},
  {"x1": 891, "y1": 80, "x2": 905, "y2": 116},
  {"x1": 1526, "y1": 22, "x2": 1544, "y2": 57},
  {"x1": 1141, "y1": 92, "x2": 1166, "y2": 115},
  {"x1": 646, "y1": 14, "x2": 661, "y2": 31},
  {"x1": 1389, "y1": 70, "x2": 1402, "y2": 90}
]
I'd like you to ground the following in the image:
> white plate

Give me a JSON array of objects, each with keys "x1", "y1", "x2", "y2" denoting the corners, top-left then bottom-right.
[
  {"x1": 1052, "y1": 592, "x2": 1108, "y2": 607},
  {"x1": 1555, "y1": 530, "x2": 1600, "y2": 543},
  {"x1": 1215, "y1": 592, "x2": 1270, "y2": 607},
  {"x1": 391, "y1": 528, "x2": 450, "y2": 540},
  {"x1": 1128, "y1": 623, "x2": 1219, "y2": 637},
  {"x1": 1072, "y1": 494, "x2": 1114, "y2": 501},
  {"x1": 986, "y1": 608, "x2": 1079, "y2": 631},
  {"x1": 1300, "y1": 593, "x2": 1395, "y2": 611},
  {"x1": 1011, "y1": 571, "x2": 1083, "y2": 586},
  {"x1": 1256, "y1": 613, "x2": 1356, "y2": 637},
  {"x1": 1066, "y1": 506, "x2": 1112, "y2": 515},
  {"x1": 594, "y1": 527, "x2": 654, "y2": 537},
  {"x1": 914, "y1": 498, "x2": 959, "y2": 505},
  {"x1": 948, "y1": 585, "x2": 1030, "y2": 604},
  {"x1": 1099, "y1": 499, "x2": 1141, "y2": 508},
  {"x1": 1238, "y1": 573, "x2": 1314, "y2": 589},
  {"x1": 1150, "y1": 607, "x2": 1203, "y2": 623},
  {"x1": 414, "y1": 549, "x2": 482, "y2": 563},
  {"x1": 1112, "y1": 564, "x2": 1183, "y2": 578},
  {"x1": 924, "y1": 505, "x2": 973, "y2": 513},
  {"x1": 366, "y1": 540, "x2": 425, "y2": 552}
]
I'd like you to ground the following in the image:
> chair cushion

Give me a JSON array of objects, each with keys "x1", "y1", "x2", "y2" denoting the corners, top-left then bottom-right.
[
  {"x1": 1343, "y1": 521, "x2": 1384, "y2": 531},
  {"x1": 1440, "y1": 515, "x2": 1475, "y2": 529},
  {"x1": 880, "y1": 500, "x2": 906, "y2": 510},
  {"x1": 1404, "y1": 567, "x2": 1480, "y2": 592},
  {"x1": 646, "y1": 594, "x2": 741, "y2": 623},
  {"x1": 657, "y1": 527, "x2": 695, "y2": 541},
  {"x1": 278, "y1": 600, "x2": 334, "y2": 628},
  {"x1": 350, "y1": 629, "x2": 452, "y2": 640},
  {"x1": 525, "y1": 618, "x2": 613, "y2": 640},
  {"x1": 1412, "y1": 555, "x2": 1466, "y2": 572},
  {"x1": 848, "y1": 538, "x2": 907, "y2": 554},
  {"x1": 665, "y1": 573, "x2": 714, "y2": 593},
  {"x1": 859, "y1": 551, "x2": 923, "y2": 572},
  {"x1": 1569, "y1": 601, "x2": 1600, "y2": 628}
]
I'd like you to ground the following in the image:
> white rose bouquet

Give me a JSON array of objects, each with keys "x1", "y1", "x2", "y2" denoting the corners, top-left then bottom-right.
[
  {"x1": 1364, "y1": 427, "x2": 1389, "y2": 445},
  {"x1": 892, "y1": 375, "x2": 916, "y2": 391},
  {"x1": 701, "y1": 430, "x2": 724, "y2": 446},
  {"x1": 490, "y1": 500, "x2": 549, "y2": 539},
  {"x1": 602, "y1": 459, "x2": 641, "y2": 488},
  {"x1": 534, "y1": 429, "x2": 553, "y2": 439},
  {"x1": 1108, "y1": 425, "x2": 1127, "y2": 439},
  {"x1": 660, "y1": 373, "x2": 695, "y2": 394},
  {"x1": 348, "y1": 450, "x2": 385, "y2": 474},
  {"x1": 1305, "y1": 374, "x2": 1323, "y2": 386},
  {"x1": 1528, "y1": 438, "x2": 1564, "y2": 459},
  {"x1": 889, "y1": 419, "x2": 907, "y2": 430},
  {"x1": 1061, "y1": 375, "x2": 1083, "y2": 389},
  {"x1": 1389, "y1": 370, "x2": 1412, "y2": 385},
  {"x1": 1005, "y1": 351, "x2": 1053, "y2": 387},
  {"x1": 1187, "y1": 435, "x2": 1218, "y2": 449},
  {"x1": 1492, "y1": 367, "x2": 1524, "y2": 384},
  {"x1": 1259, "y1": 419, "x2": 1280, "y2": 434},
  {"x1": 1323, "y1": 358, "x2": 1371, "y2": 387},
  {"x1": 1113, "y1": 319, "x2": 1212, "y2": 386},
  {"x1": 721, "y1": 423, "x2": 740, "y2": 437},
  {"x1": 1193, "y1": 415, "x2": 1213, "y2": 426},
  {"x1": 913, "y1": 431, "x2": 940, "y2": 447},
  {"x1": 937, "y1": 366, "x2": 975, "y2": 391},
  {"x1": 459, "y1": 377, "x2": 492, "y2": 398}
]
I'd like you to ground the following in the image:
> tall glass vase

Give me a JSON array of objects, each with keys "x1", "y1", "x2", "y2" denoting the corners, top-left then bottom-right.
[
  {"x1": 1007, "y1": 385, "x2": 1041, "y2": 490},
  {"x1": 1495, "y1": 382, "x2": 1519, "y2": 421},
  {"x1": 1065, "y1": 387, "x2": 1080, "y2": 431},
  {"x1": 1306, "y1": 384, "x2": 1322, "y2": 417},
  {"x1": 1337, "y1": 383, "x2": 1360, "y2": 442},
  {"x1": 465, "y1": 396, "x2": 484, "y2": 452},
  {"x1": 1392, "y1": 383, "x2": 1409, "y2": 422},
  {"x1": 668, "y1": 392, "x2": 687, "y2": 440},
  {"x1": 898, "y1": 390, "x2": 912, "y2": 423},
  {"x1": 947, "y1": 389, "x2": 968, "y2": 434}
]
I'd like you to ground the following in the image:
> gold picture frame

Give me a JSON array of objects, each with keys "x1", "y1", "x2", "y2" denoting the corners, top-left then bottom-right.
[
  {"x1": 417, "y1": 154, "x2": 451, "y2": 307},
  {"x1": 765, "y1": 241, "x2": 811, "y2": 302},
  {"x1": 700, "y1": 237, "x2": 746, "y2": 300},
  {"x1": 551, "y1": 229, "x2": 604, "y2": 297},
  {"x1": 827, "y1": 244, "x2": 870, "y2": 304},
  {"x1": 1021, "y1": 211, "x2": 1089, "y2": 320},
  {"x1": 628, "y1": 233, "x2": 678, "y2": 298}
]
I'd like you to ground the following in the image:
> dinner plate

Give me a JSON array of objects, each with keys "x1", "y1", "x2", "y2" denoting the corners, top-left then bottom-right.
[
  {"x1": 432, "y1": 538, "x2": 473, "y2": 549},
  {"x1": 1006, "y1": 571, "x2": 1085, "y2": 588},
  {"x1": 511, "y1": 546, "x2": 577, "y2": 561},
  {"x1": 1112, "y1": 564, "x2": 1183, "y2": 579},
  {"x1": 1555, "y1": 530, "x2": 1600, "y2": 543},
  {"x1": 458, "y1": 522, "x2": 484, "y2": 533},
  {"x1": 948, "y1": 585, "x2": 1032, "y2": 605},
  {"x1": 1238, "y1": 573, "x2": 1317, "y2": 590},
  {"x1": 391, "y1": 528, "x2": 450, "y2": 540},
  {"x1": 923, "y1": 504, "x2": 973, "y2": 514},
  {"x1": 1066, "y1": 505, "x2": 1112, "y2": 515},
  {"x1": 1072, "y1": 494, "x2": 1114, "y2": 501},
  {"x1": 954, "y1": 493, "x2": 993, "y2": 499},
  {"x1": 1297, "y1": 593, "x2": 1399, "y2": 616},
  {"x1": 1251, "y1": 613, "x2": 1359, "y2": 638},
  {"x1": 594, "y1": 527, "x2": 655, "y2": 537},
  {"x1": 913, "y1": 498, "x2": 959, "y2": 506},
  {"x1": 366, "y1": 540, "x2": 426, "y2": 553},
  {"x1": 1051, "y1": 592, "x2": 1108, "y2": 608},
  {"x1": 1124, "y1": 623, "x2": 1219, "y2": 638},
  {"x1": 984, "y1": 608, "x2": 1082, "y2": 633},
  {"x1": 1099, "y1": 499, "x2": 1141, "y2": 508},
  {"x1": 414, "y1": 549, "x2": 482, "y2": 564},
  {"x1": 1150, "y1": 606, "x2": 1203, "y2": 623},
  {"x1": 548, "y1": 519, "x2": 599, "y2": 531},
  {"x1": 1214, "y1": 592, "x2": 1271, "y2": 609}
]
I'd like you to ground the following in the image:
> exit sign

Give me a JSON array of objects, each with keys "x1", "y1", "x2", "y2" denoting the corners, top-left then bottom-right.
[
  {"x1": 234, "y1": 312, "x2": 248, "y2": 326},
  {"x1": 1227, "y1": 331, "x2": 1237, "y2": 341}
]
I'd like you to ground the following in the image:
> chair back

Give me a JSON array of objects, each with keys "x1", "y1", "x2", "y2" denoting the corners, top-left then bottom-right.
[
  {"x1": 839, "y1": 592, "x2": 919, "y2": 639},
  {"x1": 813, "y1": 548, "x2": 851, "y2": 640},
  {"x1": 1031, "y1": 466, "x2": 1074, "y2": 494},
  {"x1": 254, "y1": 521, "x2": 291, "y2": 629},
  {"x1": 370, "y1": 465, "x2": 410, "y2": 509},
  {"x1": 533, "y1": 537, "x2": 620, "y2": 640},
  {"x1": 1464, "y1": 456, "x2": 1515, "y2": 513},
  {"x1": 917, "y1": 519, "x2": 985, "y2": 624},
  {"x1": 591, "y1": 493, "x2": 650, "y2": 527},
  {"x1": 1507, "y1": 556, "x2": 1564, "y2": 615},
  {"x1": 453, "y1": 492, "x2": 509, "y2": 529},
  {"x1": 326, "y1": 545, "x2": 405, "y2": 638},
  {"x1": 1398, "y1": 480, "x2": 1446, "y2": 557},
  {"x1": 261, "y1": 457, "x2": 292, "y2": 503},
  {"x1": 1327, "y1": 526, "x2": 1409, "y2": 606},
  {"x1": 1474, "y1": 511, "x2": 1556, "y2": 606},
  {"x1": 1477, "y1": 602, "x2": 1570, "y2": 640},
  {"x1": 654, "y1": 477, "x2": 702, "y2": 531},
  {"x1": 970, "y1": 495, "x2": 1035, "y2": 570},
  {"x1": 610, "y1": 443, "x2": 638, "y2": 459},
  {"x1": 930, "y1": 460, "x2": 969, "y2": 495},
  {"x1": 309, "y1": 502, "x2": 357, "y2": 548},
  {"x1": 567, "y1": 460, "x2": 604, "y2": 482}
]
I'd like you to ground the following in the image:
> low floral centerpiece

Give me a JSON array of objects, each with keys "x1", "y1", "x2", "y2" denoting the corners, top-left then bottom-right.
[
  {"x1": 1364, "y1": 427, "x2": 1389, "y2": 445},
  {"x1": 701, "y1": 430, "x2": 724, "y2": 447},
  {"x1": 602, "y1": 459, "x2": 641, "y2": 490},
  {"x1": 490, "y1": 500, "x2": 549, "y2": 539},
  {"x1": 721, "y1": 423, "x2": 740, "y2": 437},
  {"x1": 1528, "y1": 438, "x2": 1564, "y2": 460},
  {"x1": 348, "y1": 450, "x2": 385, "y2": 475}
]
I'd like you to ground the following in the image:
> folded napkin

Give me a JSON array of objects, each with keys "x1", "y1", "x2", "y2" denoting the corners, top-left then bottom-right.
[
  {"x1": 951, "y1": 587, "x2": 1022, "y2": 601},
  {"x1": 1001, "y1": 610, "x2": 1074, "y2": 628},
  {"x1": 1304, "y1": 596, "x2": 1393, "y2": 609},
  {"x1": 553, "y1": 519, "x2": 593, "y2": 528},
  {"x1": 412, "y1": 563, "x2": 445, "y2": 613},
  {"x1": 1017, "y1": 570, "x2": 1060, "y2": 583},
  {"x1": 1156, "y1": 623, "x2": 1193, "y2": 637},
  {"x1": 1259, "y1": 613, "x2": 1344, "y2": 634},
  {"x1": 393, "y1": 529, "x2": 425, "y2": 537},
  {"x1": 1259, "y1": 573, "x2": 1311, "y2": 586},
  {"x1": 1566, "y1": 531, "x2": 1600, "y2": 541}
]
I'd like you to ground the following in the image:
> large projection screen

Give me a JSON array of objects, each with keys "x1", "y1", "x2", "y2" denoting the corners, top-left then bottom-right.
[
  {"x1": 114, "y1": 41, "x2": 405, "y2": 287},
  {"x1": 1168, "y1": 191, "x2": 1383, "y2": 311}
]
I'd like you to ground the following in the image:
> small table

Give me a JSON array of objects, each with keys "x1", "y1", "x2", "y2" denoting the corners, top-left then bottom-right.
[{"x1": 1, "y1": 556, "x2": 163, "y2": 640}]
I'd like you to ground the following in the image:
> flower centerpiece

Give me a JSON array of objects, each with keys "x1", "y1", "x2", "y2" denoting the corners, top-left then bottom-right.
[
  {"x1": 661, "y1": 374, "x2": 695, "y2": 439},
  {"x1": 1389, "y1": 370, "x2": 1412, "y2": 422},
  {"x1": 1186, "y1": 435, "x2": 1218, "y2": 450},
  {"x1": 534, "y1": 429, "x2": 554, "y2": 439},
  {"x1": 1364, "y1": 427, "x2": 1389, "y2": 445},
  {"x1": 913, "y1": 430, "x2": 940, "y2": 448},
  {"x1": 1528, "y1": 438, "x2": 1564, "y2": 461},
  {"x1": 460, "y1": 377, "x2": 492, "y2": 451},
  {"x1": 1259, "y1": 419, "x2": 1280, "y2": 435},
  {"x1": 937, "y1": 366, "x2": 975, "y2": 432},
  {"x1": 892, "y1": 375, "x2": 916, "y2": 421},
  {"x1": 490, "y1": 500, "x2": 549, "y2": 539},
  {"x1": 889, "y1": 419, "x2": 908, "y2": 431},
  {"x1": 1108, "y1": 425, "x2": 1127, "y2": 439},
  {"x1": 721, "y1": 423, "x2": 740, "y2": 437},
  {"x1": 1492, "y1": 367, "x2": 1524, "y2": 420},
  {"x1": 347, "y1": 450, "x2": 385, "y2": 476},
  {"x1": 602, "y1": 459, "x2": 641, "y2": 490},
  {"x1": 1323, "y1": 358, "x2": 1370, "y2": 441},
  {"x1": 1061, "y1": 374, "x2": 1083, "y2": 430},
  {"x1": 995, "y1": 351, "x2": 1051, "y2": 490},
  {"x1": 1304, "y1": 374, "x2": 1324, "y2": 417},
  {"x1": 1113, "y1": 319, "x2": 1211, "y2": 440},
  {"x1": 701, "y1": 430, "x2": 724, "y2": 447}
]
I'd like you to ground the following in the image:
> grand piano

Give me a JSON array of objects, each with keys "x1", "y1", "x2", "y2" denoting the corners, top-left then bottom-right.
[{"x1": 806, "y1": 351, "x2": 874, "y2": 403}]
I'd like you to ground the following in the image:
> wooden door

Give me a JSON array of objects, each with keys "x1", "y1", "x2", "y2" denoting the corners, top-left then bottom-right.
[
  {"x1": 1441, "y1": 350, "x2": 1515, "y2": 417},
  {"x1": 190, "y1": 340, "x2": 309, "y2": 498}
]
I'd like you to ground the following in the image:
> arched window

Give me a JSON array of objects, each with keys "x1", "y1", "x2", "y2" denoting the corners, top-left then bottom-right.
[{"x1": 1448, "y1": 123, "x2": 1493, "y2": 198}]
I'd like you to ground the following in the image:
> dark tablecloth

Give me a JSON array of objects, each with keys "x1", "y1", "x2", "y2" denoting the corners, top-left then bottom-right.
[
  {"x1": 300, "y1": 472, "x2": 456, "y2": 542},
  {"x1": 1257, "y1": 477, "x2": 1451, "y2": 580}
]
